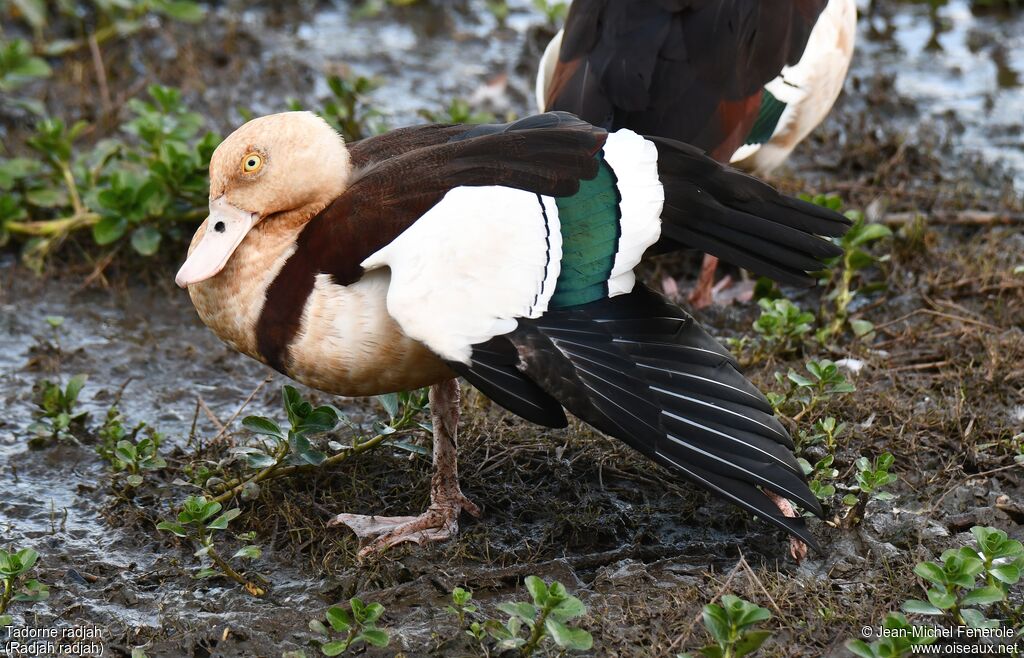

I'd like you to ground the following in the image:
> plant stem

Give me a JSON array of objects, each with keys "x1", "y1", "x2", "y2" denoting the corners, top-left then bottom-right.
[
  {"x1": 6, "y1": 212, "x2": 101, "y2": 237},
  {"x1": 196, "y1": 528, "x2": 263, "y2": 597},
  {"x1": 208, "y1": 441, "x2": 290, "y2": 506},
  {"x1": 208, "y1": 415, "x2": 419, "y2": 506},
  {"x1": 59, "y1": 163, "x2": 84, "y2": 215},
  {"x1": 522, "y1": 605, "x2": 552, "y2": 657},
  {"x1": 0, "y1": 578, "x2": 13, "y2": 615}
]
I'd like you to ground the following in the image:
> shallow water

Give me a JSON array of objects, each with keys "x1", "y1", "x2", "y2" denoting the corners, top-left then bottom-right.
[{"x1": 859, "y1": 0, "x2": 1024, "y2": 185}]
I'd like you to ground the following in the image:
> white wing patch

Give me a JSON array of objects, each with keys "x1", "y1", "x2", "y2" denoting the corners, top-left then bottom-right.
[
  {"x1": 602, "y1": 129, "x2": 665, "y2": 296},
  {"x1": 730, "y1": 0, "x2": 857, "y2": 174},
  {"x1": 361, "y1": 186, "x2": 562, "y2": 364},
  {"x1": 535, "y1": 29, "x2": 563, "y2": 112}
]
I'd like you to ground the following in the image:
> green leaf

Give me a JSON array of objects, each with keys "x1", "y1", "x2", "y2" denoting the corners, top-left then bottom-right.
[
  {"x1": 65, "y1": 374, "x2": 87, "y2": 405},
  {"x1": 525, "y1": 575, "x2": 548, "y2": 606},
  {"x1": 13, "y1": 579, "x2": 48, "y2": 602},
  {"x1": 11, "y1": 548, "x2": 37, "y2": 575},
  {"x1": 242, "y1": 416, "x2": 284, "y2": 439},
  {"x1": 959, "y1": 585, "x2": 1005, "y2": 607},
  {"x1": 126, "y1": 474, "x2": 144, "y2": 487},
  {"x1": 733, "y1": 629, "x2": 772, "y2": 657},
  {"x1": 544, "y1": 617, "x2": 593, "y2": 650},
  {"x1": 550, "y1": 595, "x2": 586, "y2": 622},
  {"x1": 844, "y1": 640, "x2": 877, "y2": 658},
  {"x1": 245, "y1": 451, "x2": 277, "y2": 469},
  {"x1": 377, "y1": 393, "x2": 400, "y2": 419},
  {"x1": 325, "y1": 606, "x2": 352, "y2": 633},
  {"x1": 925, "y1": 588, "x2": 956, "y2": 610},
  {"x1": 115, "y1": 440, "x2": 137, "y2": 463},
  {"x1": 207, "y1": 508, "x2": 241, "y2": 530},
  {"x1": 25, "y1": 187, "x2": 66, "y2": 208},
  {"x1": 232, "y1": 545, "x2": 261, "y2": 560},
  {"x1": 990, "y1": 563, "x2": 1020, "y2": 584},
  {"x1": 960, "y1": 608, "x2": 999, "y2": 630},
  {"x1": 153, "y1": 0, "x2": 205, "y2": 21},
  {"x1": 362, "y1": 602, "x2": 384, "y2": 625},
  {"x1": 850, "y1": 319, "x2": 875, "y2": 338},
  {"x1": 497, "y1": 601, "x2": 537, "y2": 624},
  {"x1": 290, "y1": 432, "x2": 326, "y2": 466},
  {"x1": 130, "y1": 226, "x2": 162, "y2": 256},
  {"x1": 787, "y1": 371, "x2": 814, "y2": 388},
  {"x1": 732, "y1": 601, "x2": 771, "y2": 628},
  {"x1": 913, "y1": 562, "x2": 945, "y2": 586},
  {"x1": 8, "y1": 1, "x2": 47, "y2": 29},
  {"x1": 0, "y1": 614, "x2": 12, "y2": 628},
  {"x1": 702, "y1": 604, "x2": 730, "y2": 643},
  {"x1": 156, "y1": 521, "x2": 188, "y2": 537},
  {"x1": 319, "y1": 640, "x2": 347, "y2": 656},
  {"x1": 849, "y1": 222, "x2": 893, "y2": 247},
  {"x1": 93, "y1": 215, "x2": 128, "y2": 245},
  {"x1": 358, "y1": 628, "x2": 389, "y2": 647},
  {"x1": 309, "y1": 619, "x2": 329, "y2": 636}
]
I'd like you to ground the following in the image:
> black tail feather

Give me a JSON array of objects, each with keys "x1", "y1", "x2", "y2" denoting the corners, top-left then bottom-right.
[{"x1": 648, "y1": 135, "x2": 851, "y2": 286}]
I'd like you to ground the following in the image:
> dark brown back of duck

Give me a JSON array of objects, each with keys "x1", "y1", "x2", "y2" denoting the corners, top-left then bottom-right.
[{"x1": 545, "y1": 0, "x2": 828, "y2": 161}]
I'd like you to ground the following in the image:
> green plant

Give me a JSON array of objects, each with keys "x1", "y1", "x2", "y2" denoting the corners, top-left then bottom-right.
[
  {"x1": 0, "y1": 547, "x2": 49, "y2": 626},
  {"x1": 795, "y1": 416, "x2": 847, "y2": 452},
  {"x1": 845, "y1": 613, "x2": 937, "y2": 658},
  {"x1": 798, "y1": 454, "x2": 838, "y2": 502},
  {"x1": 2, "y1": 84, "x2": 218, "y2": 268},
  {"x1": 27, "y1": 373, "x2": 87, "y2": 442},
  {"x1": 156, "y1": 495, "x2": 265, "y2": 596},
  {"x1": 309, "y1": 598, "x2": 389, "y2": 655},
  {"x1": 418, "y1": 98, "x2": 497, "y2": 125},
  {"x1": 977, "y1": 431, "x2": 1024, "y2": 466},
  {"x1": 208, "y1": 386, "x2": 428, "y2": 505},
  {"x1": 803, "y1": 195, "x2": 892, "y2": 341},
  {"x1": 840, "y1": 452, "x2": 897, "y2": 525},
  {"x1": 447, "y1": 586, "x2": 477, "y2": 627},
  {"x1": 533, "y1": 0, "x2": 569, "y2": 24},
  {"x1": 486, "y1": 0, "x2": 509, "y2": 22},
  {"x1": 751, "y1": 298, "x2": 815, "y2": 358},
  {"x1": 0, "y1": 38, "x2": 51, "y2": 93},
  {"x1": 352, "y1": 0, "x2": 419, "y2": 19},
  {"x1": 484, "y1": 575, "x2": 592, "y2": 655},
  {"x1": 678, "y1": 595, "x2": 773, "y2": 658},
  {"x1": 768, "y1": 359, "x2": 855, "y2": 422},
  {"x1": 94, "y1": 84, "x2": 219, "y2": 252},
  {"x1": 903, "y1": 526, "x2": 1023, "y2": 629},
  {"x1": 289, "y1": 74, "x2": 385, "y2": 142},
  {"x1": 4, "y1": 0, "x2": 204, "y2": 54},
  {"x1": 97, "y1": 405, "x2": 167, "y2": 487}
]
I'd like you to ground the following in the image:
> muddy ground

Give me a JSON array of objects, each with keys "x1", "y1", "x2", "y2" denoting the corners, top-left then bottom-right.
[{"x1": 1, "y1": 0, "x2": 1023, "y2": 656}]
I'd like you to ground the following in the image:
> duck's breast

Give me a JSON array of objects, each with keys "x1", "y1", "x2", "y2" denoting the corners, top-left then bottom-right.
[{"x1": 286, "y1": 269, "x2": 453, "y2": 397}]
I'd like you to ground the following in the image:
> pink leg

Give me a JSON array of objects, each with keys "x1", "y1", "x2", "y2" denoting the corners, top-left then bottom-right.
[
  {"x1": 329, "y1": 379, "x2": 480, "y2": 558},
  {"x1": 764, "y1": 491, "x2": 808, "y2": 562},
  {"x1": 688, "y1": 254, "x2": 720, "y2": 309}
]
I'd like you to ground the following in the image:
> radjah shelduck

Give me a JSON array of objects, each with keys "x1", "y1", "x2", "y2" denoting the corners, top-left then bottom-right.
[
  {"x1": 536, "y1": 0, "x2": 857, "y2": 307},
  {"x1": 176, "y1": 111, "x2": 849, "y2": 557}
]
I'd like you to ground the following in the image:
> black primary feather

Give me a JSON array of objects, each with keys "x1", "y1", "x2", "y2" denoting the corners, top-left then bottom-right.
[
  {"x1": 648, "y1": 135, "x2": 851, "y2": 286},
  {"x1": 456, "y1": 286, "x2": 823, "y2": 551}
]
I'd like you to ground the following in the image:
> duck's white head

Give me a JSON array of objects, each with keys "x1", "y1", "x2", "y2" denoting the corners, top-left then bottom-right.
[{"x1": 175, "y1": 111, "x2": 351, "y2": 288}]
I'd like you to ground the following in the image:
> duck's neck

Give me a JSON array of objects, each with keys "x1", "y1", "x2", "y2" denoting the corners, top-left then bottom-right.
[{"x1": 187, "y1": 210, "x2": 308, "y2": 363}]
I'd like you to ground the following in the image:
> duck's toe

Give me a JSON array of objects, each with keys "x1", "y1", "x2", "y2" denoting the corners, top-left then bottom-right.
[{"x1": 328, "y1": 492, "x2": 480, "y2": 559}]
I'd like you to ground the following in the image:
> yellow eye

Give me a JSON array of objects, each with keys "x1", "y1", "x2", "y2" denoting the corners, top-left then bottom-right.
[{"x1": 242, "y1": 152, "x2": 263, "y2": 173}]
